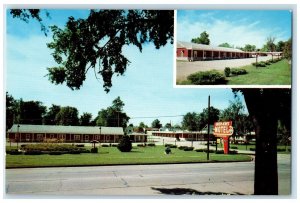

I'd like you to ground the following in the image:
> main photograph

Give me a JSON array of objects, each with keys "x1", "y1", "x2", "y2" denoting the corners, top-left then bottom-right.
[{"x1": 5, "y1": 9, "x2": 291, "y2": 196}]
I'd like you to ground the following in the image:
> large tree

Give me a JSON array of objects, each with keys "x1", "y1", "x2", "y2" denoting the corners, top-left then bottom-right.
[
  {"x1": 43, "y1": 10, "x2": 174, "y2": 93},
  {"x1": 235, "y1": 88, "x2": 291, "y2": 195},
  {"x1": 243, "y1": 44, "x2": 256, "y2": 52},
  {"x1": 151, "y1": 119, "x2": 162, "y2": 129},
  {"x1": 191, "y1": 31, "x2": 210, "y2": 45},
  {"x1": 198, "y1": 106, "x2": 220, "y2": 129},
  {"x1": 55, "y1": 106, "x2": 79, "y2": 126},
  {"x1": 283, "y1": 38, "x2": 292, "y2": 61},
  {"x1": 15, "y1": 100, "x2": 47, "y2": 125},
  {"x1": 182, "y1": 112, "x2": 199, "y2": 131},
  {"x1": 95, "y1": 97, "x2": 130, "y2": 128},
  {"x1": 6, "y1": 92, "x2": 18, "y2": 130},
  {"x1": 43, "y1": 104, "x2": 61, "y2": 125},
  {"x1": 218, "y1": 42, "x2": 233, "y2": 48},
  {"x1": 79, "y1": 112, "x2": 93, "y2": 126}
]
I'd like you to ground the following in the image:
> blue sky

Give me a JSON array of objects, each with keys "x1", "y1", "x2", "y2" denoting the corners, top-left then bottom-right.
[
  {"x1": 177, "y1": 10, "x2": 292, "y2": 48},
  {"x1": 5, "y1": 9, "x2": 247, "y2": 126}
]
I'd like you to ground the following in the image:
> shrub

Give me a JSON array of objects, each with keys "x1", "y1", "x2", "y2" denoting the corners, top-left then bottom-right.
[
  {"x1": 117, "y1": 136, "x2": 132, "y2": 152},
  {"x1": 187, "y1": 70, "x2": 226, "y2": 85},
  {"x1": 231, "y1": 68, "x2": 247, "y2": 75},
  {"x1": 75, "y1": 144, "x2": 85, "y2": 147},
  {"x1": 183, "y1": 147, "x2": 194, "y2": 151},
  {"x1": 147, "y1": 143, "x2": 156, "y2": 147},
  {"x1": 256, "y1": 62, "x2": 266, "y2": 67},
  {"x1": 101, "y1": 144, "x2": 109, "y2": 147},
  {"x1": 249, "y1": 148, "x2": 256, "y2": 151},
  {"x1": 49, "y1": 151, "x2": 63, "y2": 155},
  {"x1": 137, "y1": 144, "x2": 145, "y2": 147},
  {"x1": 6, "y1": 149, "x2": 23, "y2": 155},
  {"x1": 229, "y1": 150, "x2": 238, "y2": 154},
  {"x1": 277, "y1": 148, "x2": 286, "y2": 152},
  {"x1": 224, "y1": 67, "x2": 231, "y2": 77},
  {"x1": 230, "y1": 146, "x2": 238, "y2": 149},
  {"x1": 69, "y1": 150, "x2": 81, "y2": 154},
  {"x1": 24, "y1": 150, "x2": 42, "y2": 155},
  {"x1": 111, "y1": 144, "x2": 118, "y2": 147},
  {"x1": 165, "y1": 147, "x2": 171, "y2": 154},
  {"x1": 203, "y1": 149, "x2": 215, "y2": 153},
  {"x1": 178, "y1": 146, "x2": 188, "y2": 150},
  {"x1": 195, "y1": 149, "x2": 204, "y2": 152},
  {"x1": 91, "y1": 148, "x2": 98, "y2": 153},
  {"x1": 20, "y1": 144, "x2": 27, "y2": 148},
  {"x1": 215, "y1": 150, "x2": 224, "y2": 154}
]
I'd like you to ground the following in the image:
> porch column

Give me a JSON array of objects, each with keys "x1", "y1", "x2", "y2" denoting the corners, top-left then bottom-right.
[
  {"x1": 230, "y1": 52, "x2": 232, "y2": 58},
  {"x1": 212, "y1": 51, "x2": 214, "y2": 60},
  {"x1": 219, "y1": 51, "x2": 221, "y2": 59},
  {"x1": 202, "y1": 50, "x2": 204, "y2": 59}
]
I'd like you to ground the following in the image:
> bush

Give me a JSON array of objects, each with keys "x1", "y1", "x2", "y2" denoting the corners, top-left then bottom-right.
[
  {"x1": 187, "y1": 70, "x2": 226, "y2": 85},
  {"x1": 224, "y1": 67, "x2": 231, "y2": 77},
  {"x1": 117, "y1": 136, "x2": 132, "y2": 152},
  {"x1": 69, "y1": 150, "x2": 82, "y2": 154},
  {"x1": 101, "y1": 144, "x2": 109, "y2": 147},
  {"x1": 229, "y1": 150, "x2": 238, "y2": 154},
  {"x1": 75, "y1": 144, "x2": 85, "y2": 147},
  {"x1": 230, "y1": 146, "x2": 238, "y2": 149},
  {"x1": 215, "y1": 150, "x2": 224, "y2": 154},
  {"x1": 6, "y1": 149, "x2": 23, "y2": 155},
  {"x1": 137, "y1": 144, "x2": 145, "y2": 147},
  {"x1": 91, "y1": 148, "x2": 98, "y2": 153},
  {"x1": 111, "y1": 144, "x2": 118, "y2": 147},
  {"x1": 147, "y1": 143, "x2": 156, "y2": 147},
  {"x1": 256, "y1": 62, "x2": 266, "y2": 67},
  {"x1": 178, "y1": 146, "x2": 188, "y2": 150},
  {"x1": 203, "y1": 149, "x2": 215, "y2": 153},
  {"x1": 20, "y1": 144, "x2": 27, "y2": 148},
  {"x1": 165, "y1": 147, "x2": 171, "y2": 154},
  {"x1": 49, "y1": 151, "x2": 63, "y2": 155},
  {"x1": 24, "y1": 150, "x2": 42, "y2": 155},
  {"x1": 183, "y1": 147, "x2": 194, "y2": 151},
  {"x1": 250, "y1": 148, "x2": 256, "y2": 151},
  {"x1": 195, "y1": 149, "x2": 204, "y2": 152},
  {"x1": 277, "y1": 148, "x2": 286, "y2": 152},
  {"x1": 231, "y1": 68, "x2": 247, "y2": 75}
]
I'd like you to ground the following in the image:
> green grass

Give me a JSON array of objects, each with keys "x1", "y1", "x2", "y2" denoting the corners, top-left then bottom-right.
[
  {"x1": 6, "y1": 146, "x2": 251, "y2": 168},
  {"x1": 179, "y1": 59, "x2": 291, "y2": 85},
  {"x1": 227, "y1": 59, "x2": 291, "y2": 85}
]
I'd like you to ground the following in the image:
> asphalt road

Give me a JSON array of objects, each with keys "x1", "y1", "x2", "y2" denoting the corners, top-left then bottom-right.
[{"x1": 5, "y1": 154, "x2": 291, "y2": 197}]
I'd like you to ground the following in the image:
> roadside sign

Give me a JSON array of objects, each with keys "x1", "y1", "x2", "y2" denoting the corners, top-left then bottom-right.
[{"x1": 213, "y1": 121, "x2": 234, "y2": 137}]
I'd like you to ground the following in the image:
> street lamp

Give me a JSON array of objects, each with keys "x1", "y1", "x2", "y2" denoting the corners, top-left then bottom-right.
[{"x1": 17, "y1": 124, "x2": 20, "y2": 149}]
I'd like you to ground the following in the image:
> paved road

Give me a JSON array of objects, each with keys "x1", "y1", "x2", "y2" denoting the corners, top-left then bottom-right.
[
  {"x1": 176, "y1": 55, "x2": 273, "y2": 82},
  {"x1": 5, "y1": 154, "x2": 290, "y2": 197}
]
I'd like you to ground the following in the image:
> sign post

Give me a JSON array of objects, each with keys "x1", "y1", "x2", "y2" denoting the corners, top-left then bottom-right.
[{"x1": 213, "y1": 121, "x2": 234, "y2": 154}]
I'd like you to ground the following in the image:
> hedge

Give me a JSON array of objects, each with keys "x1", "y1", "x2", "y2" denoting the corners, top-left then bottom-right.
[
  {"x1": 231, "y1": 68, "x2": 247, "y2": 75},
  {"x1": 187, "y1": 70, "x2": 226, "y2": 85}
]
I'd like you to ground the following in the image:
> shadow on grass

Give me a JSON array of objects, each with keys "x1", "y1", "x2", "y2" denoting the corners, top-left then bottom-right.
[{"x1": 151, "y1": 187, "x2": 245, "y2": 195}]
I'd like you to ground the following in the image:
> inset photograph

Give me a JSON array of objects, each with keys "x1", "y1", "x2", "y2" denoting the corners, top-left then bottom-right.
[{"x1": 176, "y1": 10, "x2": 292, "y2": 86}]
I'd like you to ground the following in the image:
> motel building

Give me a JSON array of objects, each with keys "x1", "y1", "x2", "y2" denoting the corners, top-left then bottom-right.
[
  {"x1": 7, "y1": 124, "x2": 147, "y2": 143},
  {"x1": 177, "y1": 41, "x2": 253, "y2": 61},
  {"x1": 177, "y1": 41, "x2": 282, "y2": 62}
]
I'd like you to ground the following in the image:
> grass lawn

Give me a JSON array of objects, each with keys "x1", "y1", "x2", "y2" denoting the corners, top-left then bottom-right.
[
  {"x1": 6, "y1": 146, "x2": 252, "y2": 168},
  {"x1": 179, "y1": 59, "x2": 291, "y2": 85},
  {"x1": 227, "y1": 59, "x2": 291, "y2": 85}
]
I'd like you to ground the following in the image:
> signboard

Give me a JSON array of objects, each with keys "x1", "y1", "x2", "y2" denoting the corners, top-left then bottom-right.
[{"x1": 213, "y1": 121, "x2": 234, "y2": 137}]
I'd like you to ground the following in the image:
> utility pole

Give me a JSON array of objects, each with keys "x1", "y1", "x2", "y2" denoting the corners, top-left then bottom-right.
[{"x1": 207, "y1": 95, "x2": 210, "y2": 161}]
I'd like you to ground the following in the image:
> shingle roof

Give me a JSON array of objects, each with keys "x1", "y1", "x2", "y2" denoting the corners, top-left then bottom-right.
[
  {"x1": 177, "y1": 41, "x2": 246, "y2": 53},
  {"x1": 8, "y1": 124, "x2": 124, "y2": 135}
]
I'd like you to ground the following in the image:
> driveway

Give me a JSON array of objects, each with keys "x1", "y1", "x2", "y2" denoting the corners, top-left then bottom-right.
[{"x1": 176, "y1": 56, "x2": 273, "y2": 82}]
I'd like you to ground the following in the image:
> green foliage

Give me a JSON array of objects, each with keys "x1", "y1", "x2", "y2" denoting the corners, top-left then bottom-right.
[
  {"x1": 187, "y1": 70, "x2": 226, "y2": 85},
  {"x1": 15, "y1": 100, "x2": 47, "y2": 125},
  {"x1": 24, "y1": 150, "x2": 43, "y2": 155},
  {"x1": 231, "y1": 68, "x2": 247, "y2": 76},
  {"x1": 6, "y1": 149, "x2": 23, "y2": 155},
  {"x1": 182, "y1": 112, "x2": 199, "y2": 131},
  {"x1": 283, "y1": 38, "x2": 292, "y2": 60},
  {"x1": 191, "y1": 31, "x2": 210, "y2": 45},
  {"x1": 151, "y1": 119, "x2": 162, "y2": 128},
  {"x1": 79, "y1": 112, "x2": 93, "y2": 126},
  {"x1": 117, "y1": 136, "x2": 132, "y2": 152},
  {"x1": 43, "y1": 104, "x2": 61, "y2": 125},
  {"x1": 55, "y1": 106, "x2": 79, "y2": 125},
  {"x1": 146, "y1": 143, "x2": 156, "y2": 147},
  {"x1": 165, "y1": 147, "x2": 171, "y2": 154},
  {"x1": 91, "y1": 148, "x2": 98, "y2": 153},
  {"x1": 243, "y1": 44, "x2": 256, "y2": 52},
  {"x1": 224, "y1": 67, "x2": 231, "y2": 77},
  {"x1": 178, "y1": 146, "x2": 188, "y2": 150},
  {"x1": 183, "y1": 147, "x2": 194, "y2": 151},
  {"x1": 218, "y1": 42, "x2": 233, "y2": 48},
  {"x1": 46, "y1": 10, "x2": 174, "y2": 92}
]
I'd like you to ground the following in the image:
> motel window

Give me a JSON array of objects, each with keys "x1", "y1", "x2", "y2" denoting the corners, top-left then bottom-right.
[
  {"x1": 37, "y1": 134, "x2": 43, "y2": 141},
  {"x1": 95, "y1": 135, "x2": 99, "y2": 140},
  {"x1": 74, "y1": 135, "x2": 81, "y2": 140},
  {"x1": 26, "y1": 134, "x2": 31, "y2": 140},
  {"x1": 85, "y1": 135, "x2": 89, "y2": 140}
]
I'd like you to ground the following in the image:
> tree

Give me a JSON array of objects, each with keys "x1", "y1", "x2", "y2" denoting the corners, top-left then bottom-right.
[
  {"x1": 55, "y1": 106, "x2": 79, "y2": 126},
  {"x1": 9, "y1": 9, "x2": 50, "y2": 36},
  {"x1": 95, "y1": 97, "x2": 130, "y2": 128},
  {"x1": 16, "y1": 100, "x2": 47, "y2": 125},
  {"x1": 117, "y1": 135, "x2": 132, "y2": 152},
  {"x1": 43, "y1": 104, "x2": 61, "y2": 125},
  {"x1": 219, "y1": 97, "x2": 247, "y2": 140},
  {"x1": 243, "y1": 44, "x2": 256, "y2": 52},
  {"x1": 283, "y1": 38, "x2": 292, "y2": 60},
  {"x1": 79, "y1": 112, "x2": 93, "y2": 126},
  {"x1": 43, "y1": 10, "x2": 174, "y2": 93},
  {"x1": 234, "y1": 88, "x2": 291, "y2": 195},
  {"x1": 164, "y1": 123, "x2": 172, "y2": 129},
  {"x1": 151, "y1": 119, "x2": 162, "y2": 129},
  {"x1": 218, "y1": 42, "x2": 233, "y2": 48},
  {"x1": 266, "y1": 36, "x2": 276, "y2": 52},
  {"x1": 198, "y1": 106, "x2": 220, "y2": 129},
  {"x1": 191, "y1": 31, "x2": 210, "y2": 45},
  {"x1": 182, "y1": 112, "x2": 199, "y2": 131},
  {"x1": 276, "y1": 41, "x2": 285, "y2": 52},
  {"x1": 6, "y1": 92, "x2": 17, "y2": 130}
]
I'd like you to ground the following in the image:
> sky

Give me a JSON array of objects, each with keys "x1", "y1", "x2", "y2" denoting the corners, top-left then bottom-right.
[
  {"x1": 5, "y1": 9, "x2": 247, "y2": 127},
  {"x1": 177, "y1": 10, "x2": 292, "y2": 48}
]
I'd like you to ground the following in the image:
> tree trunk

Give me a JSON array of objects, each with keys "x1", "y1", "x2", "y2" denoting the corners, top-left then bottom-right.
[{"x1": 242, "y1": 89, "x2": 280, "y2": 195}]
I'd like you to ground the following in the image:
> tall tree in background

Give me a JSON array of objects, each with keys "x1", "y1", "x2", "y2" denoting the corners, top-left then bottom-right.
[
  {"x1": 55, "y1": 106, "x2": 79, "y2": 126},
  {"x1": 266, "y1": 36, "x2": 276, "y2": 52},
  {"x1": 191, "y1": 31, "x2": 210, "y2": 45},
  {"x1": 243, "y1": 44, "x2": 256, "y2": 52},
  {"x1": 43, "y1": 104, "x2": 61, "y2": 125},
  {"x1": 235, "y1": 88, "x2": 291, "y2": 195},
  {"x1": 218, "y1": 42, "x2": 233, "y2": 48},
  {"x1": 79, "y1": 112, "x2": 93, "y2": 126},
  {"x1": 283, "y1": 38, "x2": 292, "y2": 61},
  {"x1": 276, "y1": 41, "x2": 285, "y2": 52},
  {"x1": 16, "y1": 100, "x2": 47, "y2": 125},
  {"x1": 95, "y1": 97, "x2": 129, "y2": 128},
  {"x1": 6, "y1": 92, "x2": 17, "y2": 130},
  {"x1": 198, "y1": 106, "x2": 220, "y2": 129},
  {"x1": 151, "y1": 119, "x2": 162, "y2": 129},
  {"x1": 182, "y1": 112, "x2": 199, "y2": 131}
]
